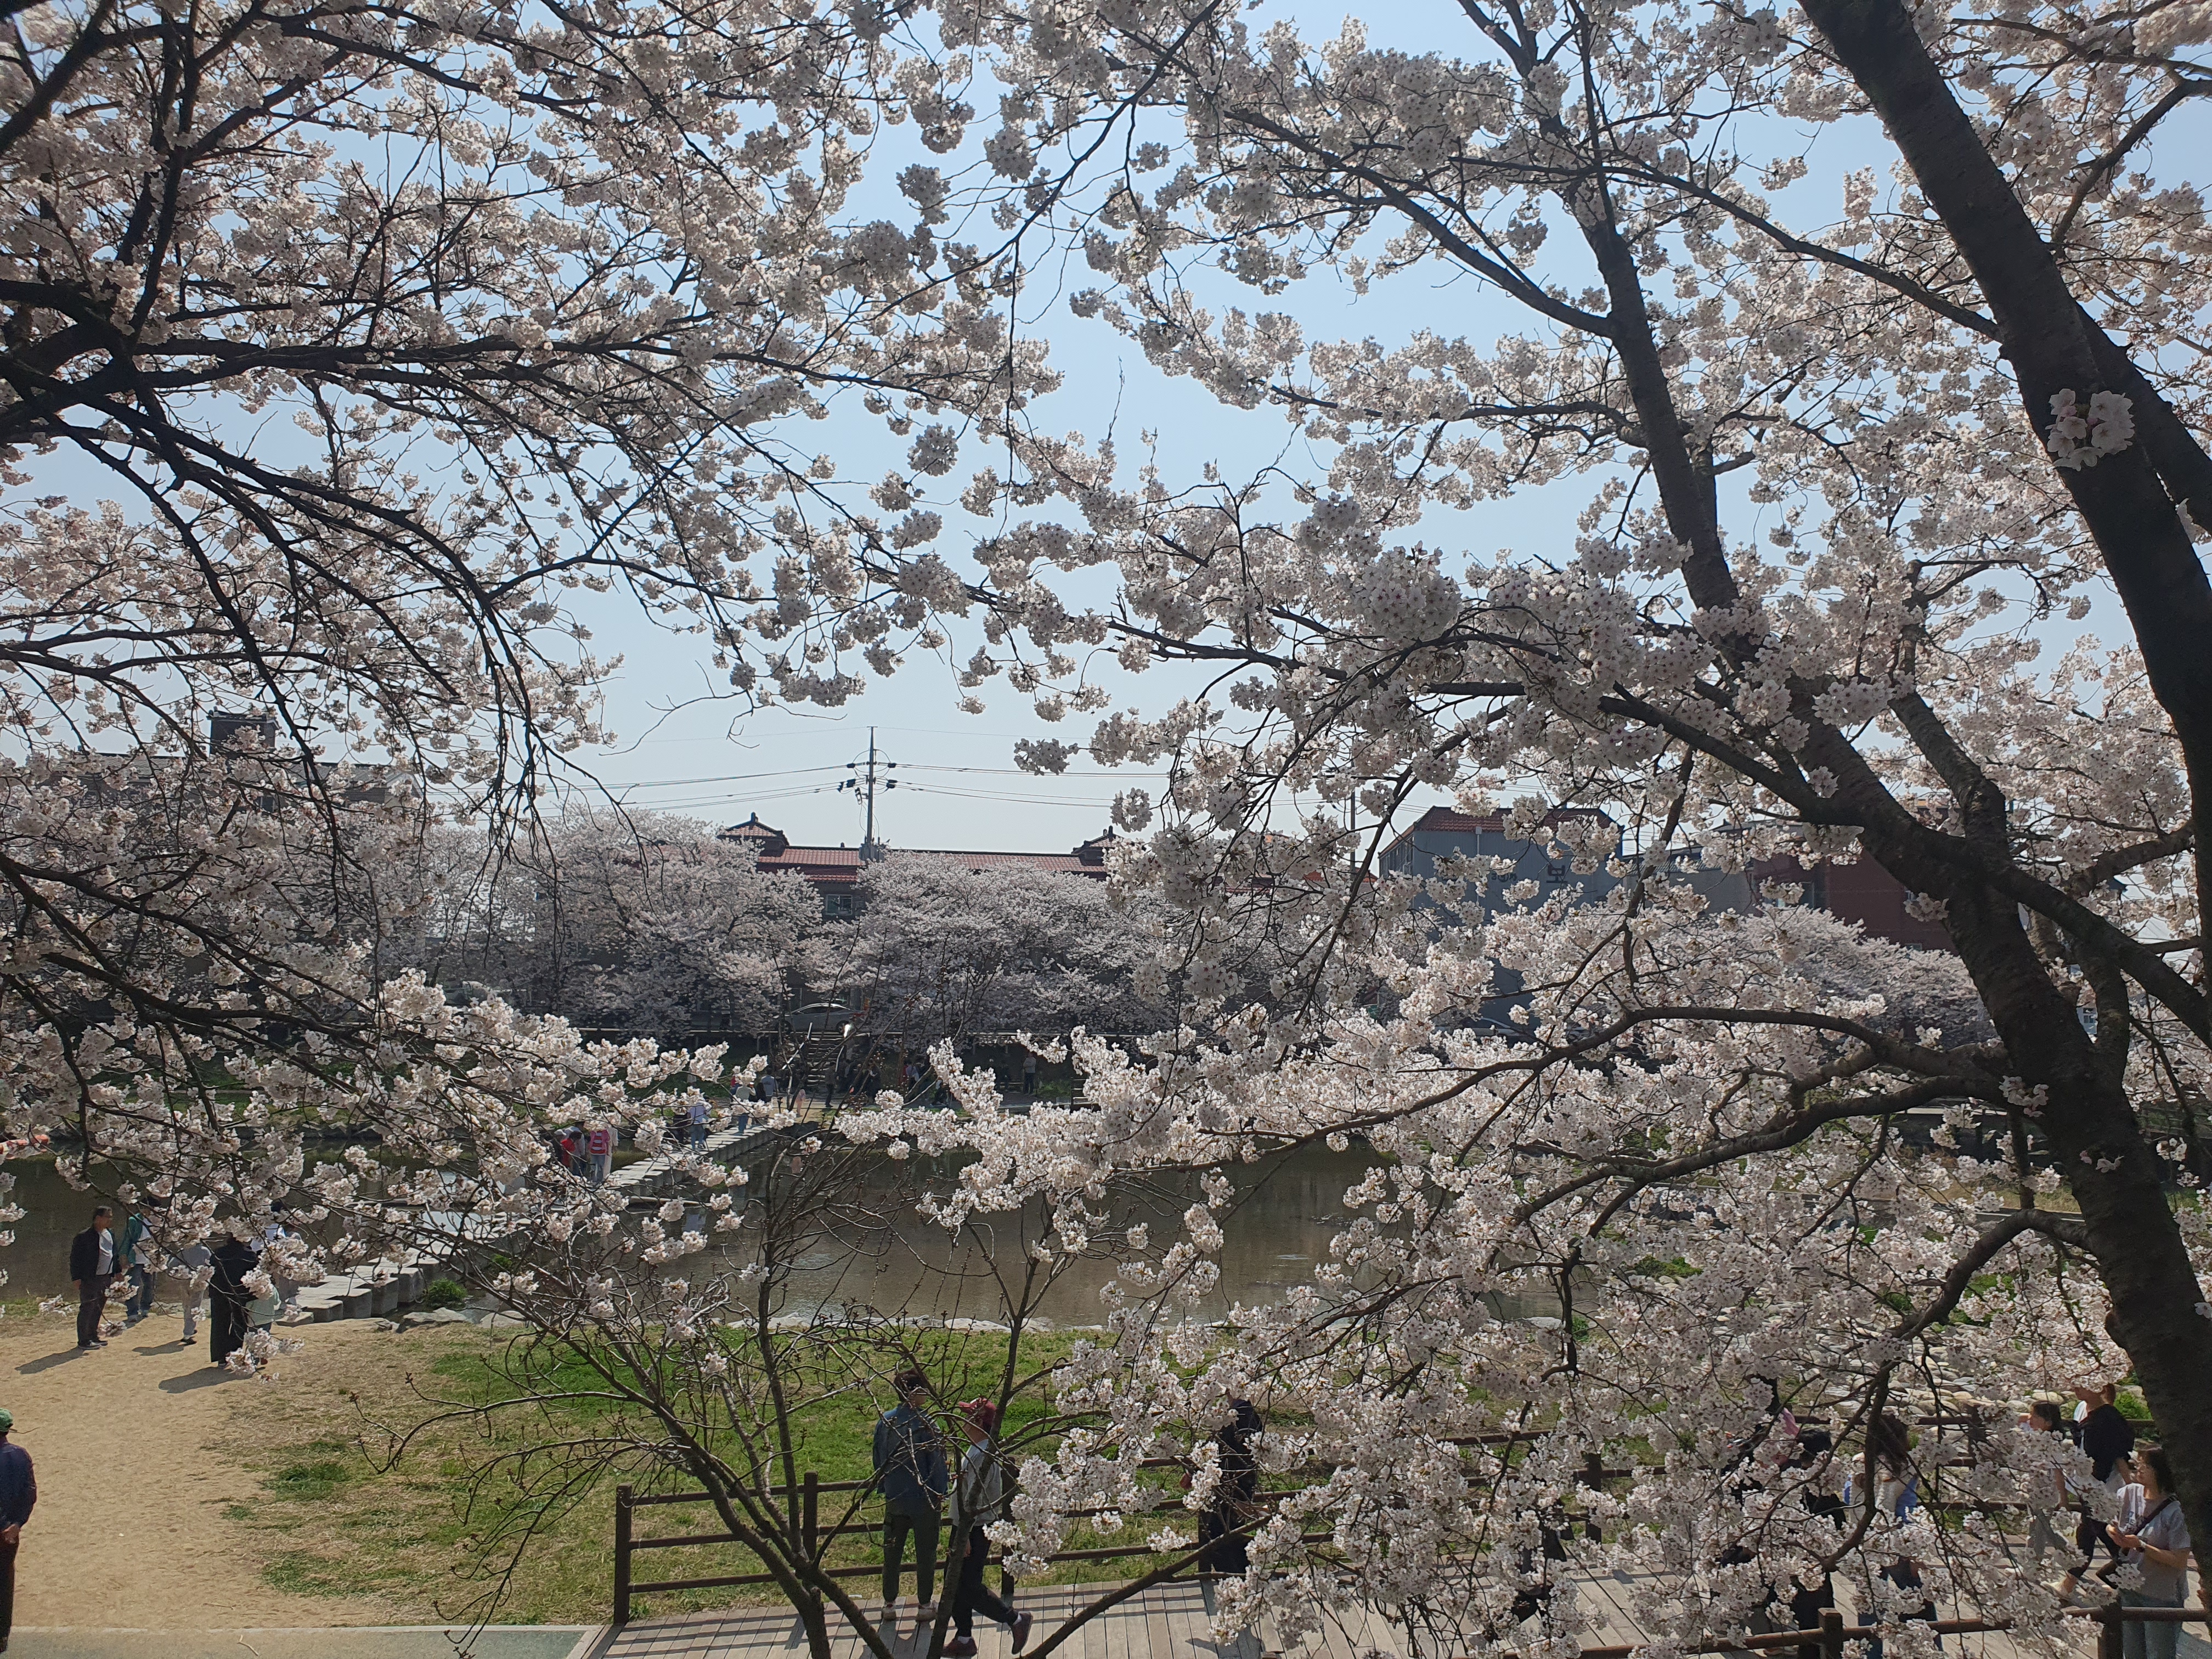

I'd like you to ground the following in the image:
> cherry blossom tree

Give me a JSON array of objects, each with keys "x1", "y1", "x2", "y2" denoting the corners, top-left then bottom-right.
[
  {"x1": 12, "y1": 0, "x2": 2212, "y2": 1647},
  {"x1": 747, "y1": 0, "x2": 2212, "y2": 1648},
  {"x1": 386, "y1": 810, "x2": 827, "y2": 1034},
  {"x1": 837, "y1": 853, "x2": 1165, "y2": 1054},
  {"x1": 0, "y1": 0, "x2": 1041, "y2": 1286}
]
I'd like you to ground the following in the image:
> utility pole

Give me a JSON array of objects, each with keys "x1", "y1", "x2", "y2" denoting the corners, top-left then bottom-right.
[{"x1": 838, "y1": 727, "x2": 897, "y2": 856}]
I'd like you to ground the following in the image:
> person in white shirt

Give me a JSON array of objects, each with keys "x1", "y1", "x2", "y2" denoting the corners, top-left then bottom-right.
[
  {"x1": 262, "y1": 1211, "x2": 300, "y2": 1317},
  {"x1": 2111, "y1": 1447, "x2": 2196, "y2": 1659},
  {"x1": 173, "y1": 1237, "x2": 213, "y2": 1343}
]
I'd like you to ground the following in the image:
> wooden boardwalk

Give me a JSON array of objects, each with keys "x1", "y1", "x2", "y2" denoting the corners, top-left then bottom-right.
[{"x1": 596, "y1": 1568, "x2": 2204, "y2": 1659}]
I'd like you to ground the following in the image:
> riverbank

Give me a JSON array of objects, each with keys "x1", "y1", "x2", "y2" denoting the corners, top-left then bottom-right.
[
  {"x1": 0, "y1": 1307, "x2": 400, "y2": 1629},
  {"x1": 0, "y1": 1303, "x2": 1112, "y2": 1633}
]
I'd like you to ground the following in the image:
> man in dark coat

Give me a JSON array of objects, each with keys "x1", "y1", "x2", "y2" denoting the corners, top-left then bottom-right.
[
  {"x1": 208, "y1": 1232, "x2": 261, "y2": 1367},
  {"x1": 0, "y1": 1404, "x2": 35, "y2": 1651},
  {"x1": 873, "y1": 1368, "x2": 948, "y2": 1616},
  {"x1": 66, "y1": 1206, "x2": 116, "y2": 1350}
]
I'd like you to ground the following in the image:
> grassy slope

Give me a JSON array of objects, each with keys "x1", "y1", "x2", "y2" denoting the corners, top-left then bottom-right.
[{"x1": 227, "y1": 1323, "x2": 1184, "y2": 1626}]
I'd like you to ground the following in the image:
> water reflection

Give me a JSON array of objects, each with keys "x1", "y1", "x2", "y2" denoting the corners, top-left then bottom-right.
[
  {"x1": 759, "y1": 1143, "x2": 1390, "y2": 1326},
  {"x1": 3, "y1": 1145, "x2": 1558, "y2": 1326}
]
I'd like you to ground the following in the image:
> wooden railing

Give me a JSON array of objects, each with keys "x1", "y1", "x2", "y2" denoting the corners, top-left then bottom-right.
[
  {"x1": 613, "y1": 1460, "x2": 1232, "y2": 1625},
  {"x1": 613, "y1": 1447, "x2": 1635, "y2": 1626},
  {"x1": 610, "y1": 1415, "x2": 2165, "y2": 1632},
  {"x1": 1581, "y1": 1605, "x2": 2209, "y2": 1659}
]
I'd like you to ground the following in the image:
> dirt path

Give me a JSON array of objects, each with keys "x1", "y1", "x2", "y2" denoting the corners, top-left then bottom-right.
[{"x1": 1, "y1": 1306, "x2": 398, "y2": 1629}]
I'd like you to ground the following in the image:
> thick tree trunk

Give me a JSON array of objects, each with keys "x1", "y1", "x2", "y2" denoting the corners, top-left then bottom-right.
[
  {"x1": 1794, "y1": 0, "x2": 2212, "y2": 953},
  {"x1": 1785, "y1": 0, "x2": 2212, "y2": 1576},
  {"x1": 1865, "y1": 836, "x2": 2212, "y2": 1583}
]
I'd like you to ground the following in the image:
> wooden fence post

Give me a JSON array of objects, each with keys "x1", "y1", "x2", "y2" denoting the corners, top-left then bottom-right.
[
  {"x1": 1820, "y1": 1609, "x2": 1845, "y2": 1659},
  {"x1": 2100, "y1": 1603, "x2": 2124, "y2": 1659},
  {"x1": 614, "y1": 1483, "x2": 635, "y2": 1627},
  {"x1": 803, "y1": 1470, "x2": 821, "y2": 1562}
]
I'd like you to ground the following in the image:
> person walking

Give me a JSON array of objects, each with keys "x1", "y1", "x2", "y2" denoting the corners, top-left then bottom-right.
[
  {"x1": 1195, "y1": 1400, "x2": 1264, "y2": 1617},
  {"x1": 1855, "y1": 1413, "x2": 1934, "y2": 1659},
  {"x1": 586, "y1": 1124, "x2": 614, "y2": 1186},
  {"x1": 2021, "y1": 1400, "x2": 2071, "y2": 1577},
  {"x1": 263, "y1": 1207, "x2": 301, "y2": 1318},
  {"x1": 0, "y1": 1407, "x2": 33, "y2": 1652},
  {"x1": 946, "y1": 1398, "x2": 1031, "y2": 1657},
  {"x1": 119, "y1": 1207, "x2": 156, "y2": 1323},
  {"x1": 208, "y1": 1230, "x2": 260, "y2": 1367},
  {"x1": 66, "y1": 1205, "x2": 117, "y2": 1350},
  {"x1": 687, "y1": 1096, "x2": 710, "y2": 1152},
  {"x1": 729, "y1": 1064, "x2": 752, "y2": 1135},
  {"x1": 1784, "y1": 1425, "x2": 1846, "y2": 1659},
  {"x1": 873, "y1": 1369, "x2": 948, "y2": 1622},
  {"x1": 173, "y1": 1235, "x2": 213, "y2": 1345},
  {"x1": 2059, "y1": 1383, "x2": 2138, "y2": 1600},
  {"x1": 2111, "y1": 1446, "x2": 2195, "y2": 1659}
]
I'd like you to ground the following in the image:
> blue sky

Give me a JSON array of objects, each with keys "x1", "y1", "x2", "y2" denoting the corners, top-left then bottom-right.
[{"x1": 36, "y1": 0, "x2": 2183, "y2": 855}]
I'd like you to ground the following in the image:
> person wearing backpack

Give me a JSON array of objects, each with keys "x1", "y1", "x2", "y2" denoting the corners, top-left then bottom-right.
[
  {"x1": 872, "y1": 1369, "x2": 947, "y2": 1622},
  {"x1": 2111, "y1": 1446, "x2": 2196, "y2": 1659}
]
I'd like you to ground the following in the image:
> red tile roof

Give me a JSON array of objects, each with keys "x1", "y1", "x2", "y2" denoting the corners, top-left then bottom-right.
[{"x1": 726, "y1": 816, "x2": 1113, "y2": 888}]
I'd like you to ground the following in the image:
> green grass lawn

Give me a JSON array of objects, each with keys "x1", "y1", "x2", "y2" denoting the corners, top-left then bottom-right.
[{"x1": 228, "y1": 1322, "x2": 1195, "y2": 1627}]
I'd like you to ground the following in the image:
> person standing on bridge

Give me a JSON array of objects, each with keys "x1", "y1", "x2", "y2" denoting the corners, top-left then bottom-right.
[
  {"x1": 585, "y1": 1124, "x2": 614, "y2": 1186},
  {"x1": 0, "y1": 1406, "x2": 35, "y2": 1652},
  {"x1": 947, "y1": 1398, "x2": 1031, "y2": 1657},
  {"x1": 873, "y1": 1368, "x2": 947, "y2": 1624},
  {"x1": 687, "y1": 1096, "x2": 710, "y2": 1153}
]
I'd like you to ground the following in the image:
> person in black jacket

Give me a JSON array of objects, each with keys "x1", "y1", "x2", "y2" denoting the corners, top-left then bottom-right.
[
  {"x1": 0, "y1": 1405, "x2": 33, "y2": 1651},
  {"x1": 208, "y1": 1232, "x2": 260, "y2": 1367},
  {"x1": 2059, "y1": 1383, "x2": 2138, "y2": 1600},
  {"x1": 66, "y1": 1205, "x2": 117, "y2": 1350},
  {"x1": 1194, "y1": 1399, "x2": 1266, "y2": 1620}
]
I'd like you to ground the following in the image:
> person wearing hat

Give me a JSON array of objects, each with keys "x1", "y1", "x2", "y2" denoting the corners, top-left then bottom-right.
[
  {"x1": 0, "y1": 1406, "x2": 35, "y2": 1651},
  {"x1": 946, "y1": 1398, "x2": 1031, "y2": 1657}
]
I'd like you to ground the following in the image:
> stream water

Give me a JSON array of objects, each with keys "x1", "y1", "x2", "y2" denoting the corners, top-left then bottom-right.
[{"x1": 6, "y1": 1144, "x2": 1556, "y2": 1327}]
